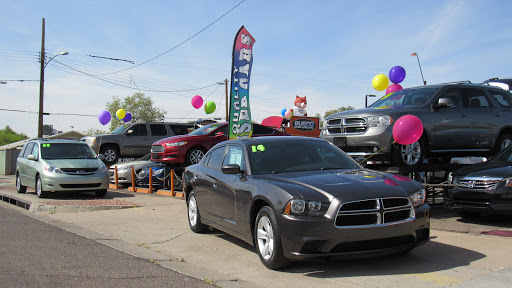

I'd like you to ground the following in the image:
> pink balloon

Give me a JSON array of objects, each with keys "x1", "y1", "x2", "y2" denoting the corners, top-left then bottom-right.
[
  {"x1": 392, "y1": 115, "x2": 423, "y2": 145},
  {"x1": 386, "y1": 83, "x2": 403, "y2": 95},
  {"x1": 284, "y1": 110, "x2": 292, "y2": 119},
  {"x1": 191, "y1": 95, "x2": 203, "y2": 109}
]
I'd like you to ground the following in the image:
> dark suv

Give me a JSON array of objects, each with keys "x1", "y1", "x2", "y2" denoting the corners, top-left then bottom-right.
[
  {"x1": 320, "y1": 82, "x2": 512, "y2": 167},
  {"x1": 82, "y1": 122, "x2": 197, "y2": 166}
]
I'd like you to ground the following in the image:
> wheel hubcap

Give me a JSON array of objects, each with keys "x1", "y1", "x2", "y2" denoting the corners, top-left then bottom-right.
[
  {"x1": 256, "y1": 216, "x2": 274, "y2": 260},
  {"x1": 401, "y1": 141, "x2": 421, "y2": 165},
  {"x1": 16, "y1": 176, "x2": 20, "y2": 191},
  {"x1": 190, "y1": 150, "x2": 204, "y2": 164},
  {"x1": 188, "y1": 196, "x2": 198, "y2": 227},
  {"x1": 36, "y1": 179, "x2": 42, "y2": 196},
  {"x1": 104, "y1": 150, "x2": 116, "y2": 162}
]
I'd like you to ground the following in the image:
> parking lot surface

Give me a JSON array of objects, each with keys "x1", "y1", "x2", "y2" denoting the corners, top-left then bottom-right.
[{"x1": 1, "y1": 175, "x2": 511, "y2": 288}]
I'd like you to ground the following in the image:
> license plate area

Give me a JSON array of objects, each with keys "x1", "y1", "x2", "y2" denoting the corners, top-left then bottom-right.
[{"x1": 334, "y1": 137, "x2": 347, "y2": 147}]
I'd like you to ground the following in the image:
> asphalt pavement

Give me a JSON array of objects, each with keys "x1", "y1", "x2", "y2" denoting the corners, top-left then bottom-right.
[{"x1": 1, "y1": 174, "x2": 512, "y2": 288}]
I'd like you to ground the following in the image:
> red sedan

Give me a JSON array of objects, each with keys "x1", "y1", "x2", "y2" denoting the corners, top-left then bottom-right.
[{"x1": 151, "y1": 122, "x2": 288, "y2": 166}]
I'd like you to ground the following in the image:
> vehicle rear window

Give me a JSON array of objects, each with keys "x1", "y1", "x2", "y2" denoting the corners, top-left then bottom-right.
[
  {"x1": 490, "y1": 90, "x2": 512, "y2": 108},
  {"x1": 41, "y1": 143, "x2": 97, "y2": 160}
]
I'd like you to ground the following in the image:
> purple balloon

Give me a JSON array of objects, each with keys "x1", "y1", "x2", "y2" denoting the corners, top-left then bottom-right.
[
  {"x1": 123, "y1": 112, "x2": 132, "y2": 122},
  {"x1": 389, "y1": 66, "x2": 406, "y2": 84},
  {"x1": 98, "y1": 110, "x2": 111, "y2": 125}
]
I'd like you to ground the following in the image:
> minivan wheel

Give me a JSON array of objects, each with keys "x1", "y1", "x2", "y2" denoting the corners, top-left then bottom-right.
[
  {"x1": 392, "y1": 139, "x2": 425, "y2": 167},
  {"x1": 16, "y1": 173, "x2": 27, "y2": 193},
  {"x1": 36, "y1": 176, "x2": 49, "y2": 198},
  {"x1": 100, "y1": 145, "x2": 119, "y2": 166}
]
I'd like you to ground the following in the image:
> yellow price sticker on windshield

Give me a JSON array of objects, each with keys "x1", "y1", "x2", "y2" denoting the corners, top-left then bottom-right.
[{"x1": 251, "y1": 145, "x2": 265, "y2": 152}]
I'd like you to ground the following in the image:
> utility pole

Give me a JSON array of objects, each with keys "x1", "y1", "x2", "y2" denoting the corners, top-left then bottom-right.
[{"x1": 38, "y1": 18, "x2": 45, "y2": 138}]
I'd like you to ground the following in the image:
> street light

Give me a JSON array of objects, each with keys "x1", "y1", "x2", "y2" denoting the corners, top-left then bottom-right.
[
  {"x1": 365, "y1": 94, "x2": 376, "y2": 108},
  {"x1": 38, "y1": 18, "x2": 68, "y2": 138},
  {"x1": 411, "y1": 52, "x2": 426, "y2": 86}
]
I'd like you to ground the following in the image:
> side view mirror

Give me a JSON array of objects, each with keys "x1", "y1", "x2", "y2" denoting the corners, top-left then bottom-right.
[
  {"x1": 215, "y1": 132, "x2": 225, "y2": 137},
  {"x1": 221, "y1": 164, "x2": 243, "y2": 174},
  {"x1": 434, "y1": 98, "x2": 454, "y2": 109},
  {"x1": 28, "y1": 154, "x2": 37, "y2": 161},
  {"x1": 355, "y1": 157, "x2": 367, "y2": 167},
  {"x1": 98, "y1": 154, "x2": 105, "y2": 161},
  {"x1": 126, "y1": 129, "x2": 133, "y2": 135}
]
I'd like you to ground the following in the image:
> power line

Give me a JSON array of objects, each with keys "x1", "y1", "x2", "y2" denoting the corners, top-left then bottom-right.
[{"x1": 96, "y1": 0, "x2": 246, "y2": 75}]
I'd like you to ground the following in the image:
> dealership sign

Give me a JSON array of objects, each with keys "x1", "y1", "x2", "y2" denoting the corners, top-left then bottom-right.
[
  {"x1": 292, "y1": 118, "x2": 317, "y2": 132},
  {"x1": 228, "y1": 26, "x2": 255, "y2": 140}
]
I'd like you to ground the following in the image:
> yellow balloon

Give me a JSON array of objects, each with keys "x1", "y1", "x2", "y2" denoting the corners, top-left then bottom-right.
[
  {"x1": 372, "y1": 74, "x2": 389, "y2": 91},
  {"x1": 116, "y1": 109, "x2": 126, "y2": 120}
]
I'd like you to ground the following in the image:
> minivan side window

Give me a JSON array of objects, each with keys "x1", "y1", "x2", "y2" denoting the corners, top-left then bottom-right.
[
  {"x1": 22, "y1": 143, "x2": 35, "y2": 158},
  {"x1": 150, "y1": 124, "x2": 167, "y2": 136},
  {"x1": 31, "y1": 143, "x2": 39, "y2": 160}
]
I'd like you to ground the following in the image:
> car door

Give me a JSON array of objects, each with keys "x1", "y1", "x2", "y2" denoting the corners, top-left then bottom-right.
[
  {"x1": 210, "y1": 144, "x2": 246, "y2": 232},
  {"x1": 17, "y1": 142, "x2": 33, "y2": 185},
  {"x1": 194, "y1": 145, "x2": 227, "y2": 222},
  {"x1": 459, "y1": 87, "x2": 497, "y2": 149},
  {"x1": 428, "y1": 88, "x2": 472, "y2": 149},
  {"x1": 123, "y1": 123, "x2": 150, "y2": 155},
  {"x1": 25, "y1": 143, "x2": 40, "y2": 187}
]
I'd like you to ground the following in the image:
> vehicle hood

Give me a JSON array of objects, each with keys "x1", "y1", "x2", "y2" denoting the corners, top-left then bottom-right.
[
  {"x1": 152, "y1": 134, "x2": 193, "y2": 145},
  {"x1": 452, "y1": 161, "x2": 512, "y2": 178},
  {"x1": 256, "y1": 169, "x2": 421, "y2": 202},
  {"x1": 45, "y1": 159, "x2": 103, "y2": 169},
  {"x1": 111, "y1": 160, "x2": 152, "y2": 169}
]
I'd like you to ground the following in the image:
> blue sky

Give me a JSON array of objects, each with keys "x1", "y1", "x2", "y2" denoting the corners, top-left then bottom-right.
[{"x1": 1, "y1": 0, "x2": 512, "y2": 137}]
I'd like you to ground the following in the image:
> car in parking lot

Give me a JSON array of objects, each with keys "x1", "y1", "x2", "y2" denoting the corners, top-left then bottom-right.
[
  {"x1": 82, "y1": 122, "x2": 197, "y2": 166},
  {"x1": 108, "y1": 153, "x2": 154, "y2": 187},
  {"x1": 15, "y1": 139, "x2": 109, "y2": 198},
  {"x1": 445, "y1": 144, "x2": 512, "y2": 217},
  {"x1": 183, "y1": 136, "x2": 430, "y2": 269},
  {"x1": 151, "y1": 122, "x2": 288, "y2": 166},
  {"x1": 321, "y1": 82, "x2": 512, "y2": 167}
]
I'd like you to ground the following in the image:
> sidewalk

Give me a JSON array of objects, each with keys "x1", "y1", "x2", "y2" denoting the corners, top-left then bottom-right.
[{"x1": 2, "y1": 174, "x2": 512, "y2": 288}]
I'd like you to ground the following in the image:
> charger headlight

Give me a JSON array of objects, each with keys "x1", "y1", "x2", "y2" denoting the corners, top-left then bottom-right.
[
  {"x1": 285, "y1": 199, "x2": 326, "y2": 216},
  {"x1": 410, "y1": 188, "x2": 426, "y2": 207}
]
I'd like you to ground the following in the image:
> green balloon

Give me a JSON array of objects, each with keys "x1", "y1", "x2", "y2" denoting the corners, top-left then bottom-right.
[{"x1": 204, "y1": 101, "x2": 216, "y2": 114}]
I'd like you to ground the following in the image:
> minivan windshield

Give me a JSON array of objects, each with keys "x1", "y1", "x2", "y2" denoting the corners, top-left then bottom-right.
[
  {"x1": 369, "y1": 87, "x2": 438, "y2": 109},
  {"x1": 41, "y1": 143, "x2": 97, "y2": 160}
]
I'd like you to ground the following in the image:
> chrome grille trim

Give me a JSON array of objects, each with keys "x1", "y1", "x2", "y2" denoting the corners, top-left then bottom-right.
[
  {"x1": 454, "y1": 177, "x2": 500, "y2": 190},
  {"x1": 335, "y1": 197, "x2": 414, "y2": 228},
  {"x1": 326, "y1": 117, "x2": 368, "y2": 135},
  {"x1": 151, "y1": 145, "x2": 164, "y2": 153}
]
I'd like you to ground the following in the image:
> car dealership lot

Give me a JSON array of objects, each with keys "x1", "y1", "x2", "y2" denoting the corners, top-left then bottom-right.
[{"x1": 1, "y1": 176, "x2": 511, "y2": 288}]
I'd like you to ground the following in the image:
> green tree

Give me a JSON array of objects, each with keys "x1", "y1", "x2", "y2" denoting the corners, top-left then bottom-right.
[
  {"x1": 324, "y1": 106, "x2": 355, "y2": 118},
  {"x1": 0, "y1": 126, "x2": 28, "y2": 146},
  {"x1": 105, "y1": 93, "x2": 166, "y2": 131}
]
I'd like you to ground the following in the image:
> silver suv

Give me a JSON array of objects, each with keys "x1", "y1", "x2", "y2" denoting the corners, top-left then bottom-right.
[{"x1": 321, "y1": 82, "x2": 512, "y2": 167}]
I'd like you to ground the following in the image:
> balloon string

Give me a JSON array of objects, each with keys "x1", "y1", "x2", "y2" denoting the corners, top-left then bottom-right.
[{"x1": 359, "y1": 140, "x2": 397, "y2": 165}]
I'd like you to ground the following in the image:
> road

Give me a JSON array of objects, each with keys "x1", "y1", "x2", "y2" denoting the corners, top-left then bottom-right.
[{"x1": 0, "y1": 204, "x2": 215, "y2": 288}]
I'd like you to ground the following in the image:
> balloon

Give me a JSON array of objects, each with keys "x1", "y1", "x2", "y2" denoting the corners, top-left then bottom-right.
[
  {"x1": 98, "y1": 110, "x2": 111, "y2": 126},
  {"x1": 191, "y1": 95, "x2": 203, "y2": 109},
  {"x1": 204, "y1": 101, "x2": 216, "y2": 114},
  {"x1": 386, "y1": 83, "x2": 403, "y2": 95},
  {"x1": 280, "y1": 108, "x2": 287, "y2": 117},
  {"x1": 284, "y1": 110, "x2": 292, "y2": 119},
  {"x1": 389, "y1": 66, "x2": 406, "y2": 84},
  {"x1": 392, "y1": 115, "x2": 423, "y2": 145},
  {"x1": 123, "y1": 112, "x2": 132, "y2": 122},
  {"x1": 372, "y1": 74, "x2": 389, "y2": 91},
  {"x1": 116, "y1": 109, "x2": 126, "y2": 120}
]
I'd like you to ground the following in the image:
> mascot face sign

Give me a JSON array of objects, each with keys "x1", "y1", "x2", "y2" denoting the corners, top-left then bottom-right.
[{"x1": 292, "y1": 118, "x2": 317, "y2": 132}]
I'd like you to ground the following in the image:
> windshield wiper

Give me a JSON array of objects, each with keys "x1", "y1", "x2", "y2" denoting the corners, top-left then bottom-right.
[{"x1": 320, "y1": 167, "x2": 342, "y2": 170}]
